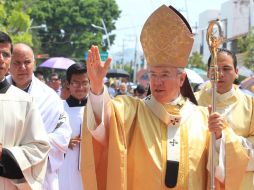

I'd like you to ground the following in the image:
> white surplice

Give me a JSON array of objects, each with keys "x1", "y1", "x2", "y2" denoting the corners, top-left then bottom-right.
[
  {"x1": 0, "y1": 85, "x2": 50, "y2": 190},
  {"x1": 58, "y1": 101, "x2": 84, "y2": 190},
  {"x1": 7, "y1": 75, "x2": 72, "y2": 190}
]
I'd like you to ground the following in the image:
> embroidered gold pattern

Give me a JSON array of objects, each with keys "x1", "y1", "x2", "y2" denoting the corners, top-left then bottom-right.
[
  {"x1": 140, "y1": 5, "x2": 194, "y2": 68},
  {"x1": 174, "y1": 124, "x2": 189, "y2": 189}
]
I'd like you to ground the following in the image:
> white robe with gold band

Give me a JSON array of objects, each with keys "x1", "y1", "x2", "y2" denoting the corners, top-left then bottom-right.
[
  {"x1": 81, "y1": 88, "x2": 210, "y2": 190},
  {"x1": 195, "y1": 84, "x2": 253, "y2": 190},
  {"x1": 0, "y1": 85, "x2": 50, "y2": 190}
]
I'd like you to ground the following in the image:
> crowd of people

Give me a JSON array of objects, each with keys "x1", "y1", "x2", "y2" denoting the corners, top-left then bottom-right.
[
  {"x1": 0, "y1": 4, "x2": 254, "y2": 190},
  {"x1": 34, "y1": 70, "x2": 148, "y2": 101}
]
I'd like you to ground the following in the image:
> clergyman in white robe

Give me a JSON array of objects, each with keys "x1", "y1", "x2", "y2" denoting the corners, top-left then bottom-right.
[
  {"x1": 7, "y1": 75, "x2": 72, "y2": 190},
  {"x1": 0, "y1": 81, "x2": 50, "y2": 190},
  {"x1": 58, "y1": 96, "x2": 87, "y2": 190}
]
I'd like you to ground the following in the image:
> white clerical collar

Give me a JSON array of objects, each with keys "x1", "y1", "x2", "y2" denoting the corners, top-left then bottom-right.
[
  {"x1": 216, "y1": 87, "x2": 235, "y2": 101},
  {"x1": 208, "y1": 87, "x2": 235, "y2": 102},
  {"x1": 166, "y1": 94, "x2": 181, "y2": 106}
]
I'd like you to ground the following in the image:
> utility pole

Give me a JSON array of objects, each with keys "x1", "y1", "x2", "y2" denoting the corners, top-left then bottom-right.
[
  {"x1": 121, "y1": 39, "x2": 125, "y2": 69},
  {"x1": 91, "y1": 18, "x2": 113, "y2": 68},
  {"x1": 100, "y1": 19, "x2": 111, "y2": 50},
  {"x1": 220, "y1": 18, "x2": 228, "y2": 48},
  {"x1": 249, "y1": 0, "x2": 253, "y2": 31},
  {"x1": 133, "y1": 36, "x2": 138, "y2": 83},
  {"x1": 192, "y1": 22, "x2": 198, "y2": 34},
  {"x1": 184, "y1": 0, "x2": 189, "y2": 22}
]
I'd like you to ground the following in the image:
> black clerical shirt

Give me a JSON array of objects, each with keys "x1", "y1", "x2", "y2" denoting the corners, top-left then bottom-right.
[
  {"x1": 0, "y1": 78, "x2": 10, "y2": 94},
  {"x1": 66, "y1": 95, "x2": 87, "y2": 107}
]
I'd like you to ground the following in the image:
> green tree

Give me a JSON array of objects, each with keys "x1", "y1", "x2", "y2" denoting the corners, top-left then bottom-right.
[
  {"x1": 30, "y1": 0, "x2": 120, "y2": 60},
  {"x1": 237, "y1": 28, "x2": 254, "y2": 71},
  {"x1": 0, "y1": 0, "x2": 34, "y2": 46},
  {"x1": 188, "y1": 51, "x2": 206, "y2": 70}
]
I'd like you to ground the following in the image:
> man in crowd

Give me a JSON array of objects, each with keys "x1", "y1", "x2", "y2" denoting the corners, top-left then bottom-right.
[
  {"x1": 59, "y1": 63, "x2": 90, "y2": 190},
  {"x1": 34, "y1": 70, "x2": 46, "y2": 83},
  {"x1": 49, "y1": 72, "x2": 62, "y2": 96},
  {"x1": 81, "y1": 5, "x2": 226, "y2": 189},
  {"x1": 7, "y1": 43, "x2": 72, "y2": 190},
  {"x1": 195, "y1": 48, "x2": 253, "y2": 189},
  {"x1": 0, "y1": 31, "x2": 50, "y2": 189},
  {"x1": 115, "y1": 82, "x2": 127, "y2": 96}
]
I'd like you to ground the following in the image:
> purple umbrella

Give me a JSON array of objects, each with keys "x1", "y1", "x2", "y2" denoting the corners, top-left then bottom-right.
[{"x1": 39, "y1": 57, "x2": 75, "y2": 70}]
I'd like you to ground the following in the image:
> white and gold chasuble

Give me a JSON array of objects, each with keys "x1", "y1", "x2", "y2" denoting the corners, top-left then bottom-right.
[
  {"x1": 81, "y1": 93, "x2": 210, "y2": 190},
  {"x1": 195, "y1": 84, "x2": 253, "y2": 190}
]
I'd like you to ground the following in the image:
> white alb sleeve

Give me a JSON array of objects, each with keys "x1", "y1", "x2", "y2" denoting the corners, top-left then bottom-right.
[{"x1": 87, "y1": 87, "x2": 111, "y2": 144}]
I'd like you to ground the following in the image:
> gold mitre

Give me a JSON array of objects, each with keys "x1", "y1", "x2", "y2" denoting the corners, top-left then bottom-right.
[{"x1": 140, "y1": 5, "x2": 194, "y2": 68}]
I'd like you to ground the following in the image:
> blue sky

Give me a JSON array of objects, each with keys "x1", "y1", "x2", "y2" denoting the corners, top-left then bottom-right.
[{"x1": 110, "y1": 0, "x2": 229, "y2": 53}]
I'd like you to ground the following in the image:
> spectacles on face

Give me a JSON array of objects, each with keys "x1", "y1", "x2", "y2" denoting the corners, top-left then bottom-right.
[
  {"x1": 0, "y1": 51, "x2": 11, "y2": 60},
  {"x1": 148, "y1": 71, "x2": 181, "y2": 81},
  {"x1": 70, "y1": 81, "x2": 89, "y2": 88},
  {"x1": 50, "y1": 78, "x2": 60, "y2": 82}
]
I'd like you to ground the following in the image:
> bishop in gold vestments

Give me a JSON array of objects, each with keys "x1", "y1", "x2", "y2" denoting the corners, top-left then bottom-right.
[
  {"x1": 81, "y1": 90, "x2": 212, "y2": 190},
  {"x1": 80, "y1": 5, "x2": 227, "y2": 190}
]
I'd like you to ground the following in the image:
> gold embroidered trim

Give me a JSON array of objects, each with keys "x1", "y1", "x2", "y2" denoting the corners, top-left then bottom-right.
[
  {"x1": 176, "y1": 125, "x2": 189, "y2": 189},
  {"x1": 161, "y1": 123, "x2": 167, "y2": 187}
]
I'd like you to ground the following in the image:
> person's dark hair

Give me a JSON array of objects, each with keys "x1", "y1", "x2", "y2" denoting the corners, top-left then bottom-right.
[
  {"x1": 136, "y1": 84, "x2": 146, "y2": 94},
  {"x1": 180, "y1": 77, "x2": 198, "y2": 105},
  {"x1": 50, "y1": 72, "x2": 59, "y2": 79},
  {"x1": 146, "y1": 86, "x2": 151, "y2": 96},
  {"x1": 207, "y1": 48, "x2": 237, "y2": 70},
  {"x1": 34, "y1": 70, "x2": 44, "y2": 77},
  {"x1": 66, "y1": 63, "x2": 87, "y2": 83},
  {"x1": 0, "y1": 31, "x2": 13, "y2": 53}
]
